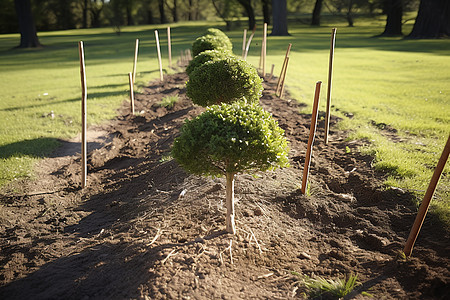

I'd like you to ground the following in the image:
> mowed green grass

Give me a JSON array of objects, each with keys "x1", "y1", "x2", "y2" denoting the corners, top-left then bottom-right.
[{"x1": 0, "y1": 18, "x2": 449, "y2": 224}]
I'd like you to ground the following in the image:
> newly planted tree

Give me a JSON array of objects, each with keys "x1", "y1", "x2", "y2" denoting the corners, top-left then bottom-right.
[
  {"x1": 186, "y1": 50, "x2": 232, "y2": 76},
  {"x1": 172, "y1": 101, "x2": 289, "y2": 234},
  {"x1": 186, "y1": 56, "x2": 263, "y2": 106}
]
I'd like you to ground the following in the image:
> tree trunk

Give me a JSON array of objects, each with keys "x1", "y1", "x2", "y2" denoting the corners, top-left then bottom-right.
[
  {"x1": 380, "y1": 0, "x2": 403, "y2": 36},
  {"x1": 174, "y1": 0, "x2": 179, "y2": 22},
  {"x1": 158, "y1": 0, "x2": 168, "y2": 23},
  {"x1": 14, "y1": 0, "x2": 41, "y2": 48},
  {"x1": 311, "y1": 0, "x2": 323, "y2": 26},
  {"x1": 237, "y1": 0, "x2": 255, "y2": 30},
  {"x1": 126, "y1": 1, "x2": 134, "y2": 26},
  {"x1": 188, "y1": 0, "x2": 193, "y2": 20},
  {"x1": 271, "y1": 0, "x2": 289, "y2": 36},
  {"x1": 83, "y1": 0, "x2": 88, "y2": 28},
  {"x1": 225, "y1": 172, "x2": 236, "y2": 234},
  {"x1": 408, "y1": 0, "x2": 450, "y2": 38},
  {"x1": 346, "y1": 0, "x2": 354, "y2": 27},
  {"x1": 262, "y1": 0, "x2": 270, "y2": 25}
]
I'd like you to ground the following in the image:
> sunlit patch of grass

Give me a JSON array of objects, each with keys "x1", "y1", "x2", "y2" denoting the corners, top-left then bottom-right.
[{"x1": 292, "y1": 272, "x2": 361, "y2": 299}]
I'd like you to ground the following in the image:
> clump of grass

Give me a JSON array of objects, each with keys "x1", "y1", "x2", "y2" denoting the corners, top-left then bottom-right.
[
  {"x1": 294, "y1": 273, "x2": 360, "y2": 299},
  {"x1": 158, "y1": 95, "x2": 179, "y2": 109}
]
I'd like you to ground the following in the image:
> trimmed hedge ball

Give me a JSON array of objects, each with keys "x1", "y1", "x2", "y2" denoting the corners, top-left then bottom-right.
[
  {"x1": 204, "y1": 28, "x2": 229, "y2": 39},
  {"x1": 186, "y1": 50, "x2": 233, "y2": 76},
  {"x1": 192, "y1": 34, "x2": 233, "y2": 57},
  {"x1": 186, "y1": 56, "x2": 263, "y2": 107},
  {"x1": 172, "y1": 101, "x2": 289, "y2": 177}
]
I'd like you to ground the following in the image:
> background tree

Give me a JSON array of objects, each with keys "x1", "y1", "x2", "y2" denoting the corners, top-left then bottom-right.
[
  {"x1": 380, "y1": 0, "x2": 403, "y2": 36},
  {"x1": 14, "y1": 0, "x2": 41, "y2": 48},
  {"x1": 236, "y1": 0, "x2": 255, "y2": 30},
  {"x1": 407, "y1": 0, "x2": 450, "y2": 38},
  {"x1": 271, "y1": 0, "x2": 289, "y2": 35},
  {"x1": 211, "y1": 0, "x2": 240, "y2": 31},
  {"x1": 311, "y1": 0, "x2": 323, "y2": 26},
  {"x1": 261, "y1": 0, "x2": 270, "y2": 25}
]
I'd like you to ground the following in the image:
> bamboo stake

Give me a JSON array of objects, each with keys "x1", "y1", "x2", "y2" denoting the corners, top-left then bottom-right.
[
  {"x1": 242, "y1": 29, "x2": 247, "y2": 58},
  {"x1": 154, "y1": 30, "x2": 163, "y2": 81},
  {"x1": 132, "y1": 39, "x2": 139, "y2": 84},
  {"x1": 180, "y1": 50, "x2": 184, "y2": 65},
  {"x1": 279, "y1": 57, "x2": 290, "y2": 98},
  {"x1": 262, "y1": 23, "x2": 267, "y2": 78},
  {"x1": 276, "y1": 43, "x2": 292, "y2": 96},
  {"x1": 404, "y1": 135, "x2": 450, "y2": 257},
  {"x1": 324, "y1": 28, "x2": 337, "y2": 144},
  {"x1": 244, "y1": 26, "x2": 256, "y2": 60},
  {"x1": 167, "y1": 27, "x2": 172, "y2": 67},
  {"x1": 78, "y1": 41, "x2": 87, "y2": 188},
  {"x1": 128, "y1": 72, "x2": 135, "y2": 115},
  {"x1": 268, "y1": 64, "x2": 275, "y2": 80},
  {"x1": 301, "y1": 81, "x2": 322, "y2": 195}
]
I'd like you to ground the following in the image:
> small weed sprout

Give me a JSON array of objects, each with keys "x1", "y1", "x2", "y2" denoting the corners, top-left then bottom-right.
[{"x1": 159, "y1": 95, "x2": 179, "y2": 109}]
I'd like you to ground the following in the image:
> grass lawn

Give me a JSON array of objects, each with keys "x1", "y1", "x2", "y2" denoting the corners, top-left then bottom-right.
[{"x1": 0, "y1": 17, "x2": 449, "y2": 224}]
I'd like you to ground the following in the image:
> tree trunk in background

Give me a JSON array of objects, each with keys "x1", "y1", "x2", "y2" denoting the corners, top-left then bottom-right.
[
  {"x1": 237, "y1": 0, "x2": 255, "y2": 30},
  {"x1": 172, "y1": 0, "x2": 178, "y2": 22},
  {"x1": 271, "y1": 0, "x2": 289, "y2": 35},
  {"x1": 82, "y1": 0, "x2": 88, "y2": 28},
  {"x1": 408, "y1": 0, "x2": 450, "y2": 38},
  {"x1": 346, "y1": 0, "x2": 354, "y2": 27},
  {"x1": 158, "y1": 0, "x2": 167, "y2": 23},
  {"x1": 126, "y1": 1, "x2": 134, "y2": 25},
  {"x1": 188, "y1": 0, "x2": 193, "y2": 20},
  {"x1": 381, "y1": 0, "x2": 403, "y2": 36},
  {"x1": 262, "y1": 0, "x2": 270, "y2": 25},
  {"x1": 311, "y1": 0, "x2": 323, "y2": 26},
  {"x1": 14, "y1": 0, "x2": 41, "y2": 48}
]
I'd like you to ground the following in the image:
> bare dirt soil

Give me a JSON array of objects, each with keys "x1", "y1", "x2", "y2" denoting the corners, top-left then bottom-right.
[{"x1": 0, "y1": 72, "x2": 449, "y2": 299}]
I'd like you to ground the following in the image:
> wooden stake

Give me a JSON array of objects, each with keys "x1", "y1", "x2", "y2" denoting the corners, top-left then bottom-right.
[
  {"x1": 167, "y1": 27, "x2": 172, "y2": 67},
  {"x1": 324, "y1": 28, "x2": 337, "y2": 144},
  {"x1": 404, "y1": 135, "x2": 450, "y2": 257},
  {"x1": 154, "y1": 30, "x2": 163, "y2": 81},
  {"x1": 262, "y1": 23, "x2": 267, "y2": 78},
  {"x1": 276, "y1": 43, "x2": 292, "y2": 96},
  {"x1": 132, "y1": 38, "x2": 139, "y2": 85},
  {"x1": 301, "y1": 81, "x2": 322, "y2": 195},
  {"x1": 244, "y1": 26, "x2": 256, "y2": 60},
  {"x1": 78, "y1": 41, "x2": 87, "y2": 188},
  {"x1": 225, "y1": 172, "x2": 236, "y2": 234},
  {"x1": 268, "y1": 64, "x2": 275, "y2": 80},
  {"x1": 279, "y1": 57, "x2": 290, "y2": 98},
  {"x1": 242, "y1": 29, "x2": 247, "y2": 58},
  {"x1": 128, "y1": 72, "x2": 135, "y2": 115}
]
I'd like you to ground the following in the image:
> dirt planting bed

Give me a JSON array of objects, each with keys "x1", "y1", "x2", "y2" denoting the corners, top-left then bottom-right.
[{"x1": 0, "y1": 73, "x2": 448, "y2": 299}]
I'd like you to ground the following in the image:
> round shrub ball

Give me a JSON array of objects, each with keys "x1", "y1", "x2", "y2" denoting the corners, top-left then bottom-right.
[
  {"x1": 192, "y1": 34, "x2": 233, "y2": 57},
  {"x1": 204, "y1": 28, "x2": 229, "y2": 40},
  {"x1": 186, "y1": 56, "x2": 263, "y2": 106},
  {"x1": 186, "y1": 50, "x2": 233, "y2": 76},
  {"x1": 172, "y1": 101, "x2": 289, "y2": 177}
]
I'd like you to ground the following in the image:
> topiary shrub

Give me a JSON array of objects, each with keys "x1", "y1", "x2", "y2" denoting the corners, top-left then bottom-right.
[
  {"x1": 192, "y1": 34, "x2": 233, "y2": 57},
  {"x1": 186, "y1": 56, "x2": 263, "y2": 106},
  {"x1": 186, "y1": 50, "x2": 232, "y2": 76},
  {"x1": 172, "y1": 101, "x2": 289, "y2": 234},
  {"x1": 204, "y1": 28, "x2": 229, "y2": 39}
]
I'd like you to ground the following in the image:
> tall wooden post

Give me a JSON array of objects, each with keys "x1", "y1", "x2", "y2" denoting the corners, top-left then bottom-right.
[
  {"x1": 262, "y1": 23, "x2": 267, "y2": 78},
  {"x1": 78, "y1": 41, "x2": 87, "y2": 188},
  {"x1": 276, "y1": 44, "x2": 292, "y2": 97},
  {"x1": 154, "y1": 30, "x2": 163, "y2": 81},
  {"x1": 128, "y1": 72, "x2": 135, "y2": 115},
  {"x1": 403, "y1": 135, "x2": 450, "y2": 257},
  {"x1": 132, "y1": 38, "x2": 139, "y2": 84},
  {"x1": 301, "y1": 81, "x2": 322, "y2": 195},
  {"x1": 324, "y1": 28, "x2": 337, "y2": 144},
  {"x1": 167, "y1": 27, "x2": 172, "y2": 67},
  {"x1": 226, "y1": 172, "x2": 236, "y2": 234},
  {"x1": 242, "y1": 29, "x2": 247, "y2": 58}
]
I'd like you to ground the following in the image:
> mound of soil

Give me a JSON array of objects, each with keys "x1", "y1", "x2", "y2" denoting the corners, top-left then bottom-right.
[{"x1": 0, "y1": 73, "x2": 449, "y2": 299}]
